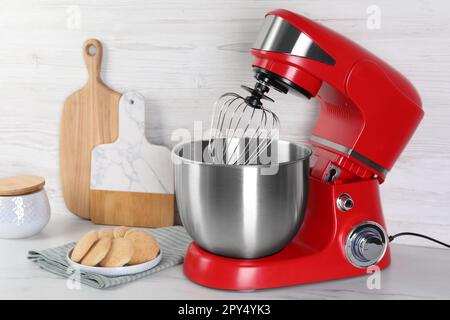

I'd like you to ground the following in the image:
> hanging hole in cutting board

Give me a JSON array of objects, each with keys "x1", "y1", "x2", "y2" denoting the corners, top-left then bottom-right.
[{"x1": 87, "y1": 44, "x2": 97, "y2": 56}]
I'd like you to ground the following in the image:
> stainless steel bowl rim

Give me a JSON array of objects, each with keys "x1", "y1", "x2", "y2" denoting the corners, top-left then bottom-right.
[{"x1": 172, "y1": 139, "x2": 312, "y2": 168}]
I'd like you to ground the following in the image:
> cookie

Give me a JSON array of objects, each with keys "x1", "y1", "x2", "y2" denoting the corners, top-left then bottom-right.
[
  {"x1": 125, "y1": 230, "x2": 159, "y2": 265},
  {"x1": 71, "y1": 230, "x2": 98, "y2": 262},
  {"x1": 123, "y1": 228, "x2": 140, "y2": 237},
  {"x1": 98, "y1": 228, "x2": 114, "y2": 239},
  {"x1": 99, "y1": 238, "x2": 134, "y2": 267},
  {"x1": 113, "y1": 226, "x2": 130, "y2": 238},
  {"x1": 80, "y1": 238, "x2": 112, "y2": 266}
]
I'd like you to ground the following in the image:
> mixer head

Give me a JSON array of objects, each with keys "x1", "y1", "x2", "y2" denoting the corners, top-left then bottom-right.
[
  {"x1": 247, "y1": 9, "x2": 424, "y2": 181},
  {"x1": 208, "y1": 78, "x2": 280, "y2": 166}
]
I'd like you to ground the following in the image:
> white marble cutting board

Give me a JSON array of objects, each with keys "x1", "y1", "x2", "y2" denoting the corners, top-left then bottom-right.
[{"x1": 90, "y1": 92, "x2": 173, "y2": 195}]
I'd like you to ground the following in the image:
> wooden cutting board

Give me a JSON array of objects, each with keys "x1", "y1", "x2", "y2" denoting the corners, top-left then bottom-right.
[
  {"x1": 60, "y1": 39, "x2": 120, "y2": 219},
  {"x1": 89, "y1": 92, "x2": 174, "y2": 227}
]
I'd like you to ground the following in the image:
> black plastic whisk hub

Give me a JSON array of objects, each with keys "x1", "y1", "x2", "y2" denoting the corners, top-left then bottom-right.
[{"x1": 241, "y1": 81, "x2": 274, "y2": 109}]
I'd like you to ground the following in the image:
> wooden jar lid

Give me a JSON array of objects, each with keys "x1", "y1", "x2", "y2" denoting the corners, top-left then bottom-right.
[{"x1": 0, "y1": 175, "x2": 45, "y2": 196}]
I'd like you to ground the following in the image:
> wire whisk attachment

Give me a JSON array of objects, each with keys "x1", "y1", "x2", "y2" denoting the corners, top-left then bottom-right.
[{"x1": 208, "y1": 82, "x2": 279, "y2": 165}]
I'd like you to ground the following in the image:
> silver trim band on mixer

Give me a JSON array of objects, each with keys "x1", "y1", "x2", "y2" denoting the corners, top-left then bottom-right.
[
  {"x1": 253, "y1": 15, "x2": 336, "y2": 65},
  {"x1": 310, "y1": 135, "x2": 389, "y2": 177}
]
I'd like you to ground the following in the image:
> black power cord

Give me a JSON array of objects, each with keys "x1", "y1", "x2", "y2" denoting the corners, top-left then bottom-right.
[{"x1": 389, "y1": 232, "x2": 450, "y2": 248}]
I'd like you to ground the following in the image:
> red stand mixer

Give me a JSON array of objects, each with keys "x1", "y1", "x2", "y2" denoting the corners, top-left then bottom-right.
[{"x1": 181, "y1": 9, "x2": 424, "y2": 290}]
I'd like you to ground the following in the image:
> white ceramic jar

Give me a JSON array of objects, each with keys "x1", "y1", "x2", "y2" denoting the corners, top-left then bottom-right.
[{"x1": 0, "y1": 176, "x2": 51, "y2": 239}]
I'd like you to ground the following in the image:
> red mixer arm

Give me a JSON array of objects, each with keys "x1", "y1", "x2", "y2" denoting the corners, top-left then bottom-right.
[{"x1": 250, "y1": 9, "x2": 424, "y2": 183}]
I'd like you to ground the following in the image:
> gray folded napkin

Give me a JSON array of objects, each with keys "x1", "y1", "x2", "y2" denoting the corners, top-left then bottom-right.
[{"x1": 28, "y1": 226, "x2": 192, "y2": 289}]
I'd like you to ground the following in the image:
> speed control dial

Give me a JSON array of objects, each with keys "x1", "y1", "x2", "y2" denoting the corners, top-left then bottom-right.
[{"x1": 345, "y1": 222, "x2": 388, "y2": 268}]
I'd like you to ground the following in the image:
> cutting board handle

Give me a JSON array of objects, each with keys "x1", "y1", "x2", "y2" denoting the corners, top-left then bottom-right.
[{"x1": 83, "y1": 39, "x2": 103, "y2": 83}]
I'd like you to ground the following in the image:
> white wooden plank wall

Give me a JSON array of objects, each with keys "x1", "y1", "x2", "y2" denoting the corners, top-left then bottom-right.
[{"x1": 0, "y1": 0, "x2": 448, "y2": 247}]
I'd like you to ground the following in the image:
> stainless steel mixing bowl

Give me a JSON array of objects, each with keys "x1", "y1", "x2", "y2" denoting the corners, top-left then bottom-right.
[{"x1": 173, "y1": 139, "x2": 311, "y2": 259}]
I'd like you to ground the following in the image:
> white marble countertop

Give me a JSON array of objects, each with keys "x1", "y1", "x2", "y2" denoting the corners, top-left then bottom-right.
[{"x1": 0, "y1": 213, "x2": 449, "y2": 300}]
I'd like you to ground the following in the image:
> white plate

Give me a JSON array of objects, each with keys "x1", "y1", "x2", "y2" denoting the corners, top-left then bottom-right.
[{"x1": 66, "y1": 247, "x2": 162, "y2": 276}]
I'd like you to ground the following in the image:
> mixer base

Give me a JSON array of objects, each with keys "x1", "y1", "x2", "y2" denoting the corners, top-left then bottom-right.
[
  {"x1": 183, "y1": 178, "x2": 391, "y2": 290},
  {"x1": 184, "y1": 242, "x2": 390, "y2": 290}
]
